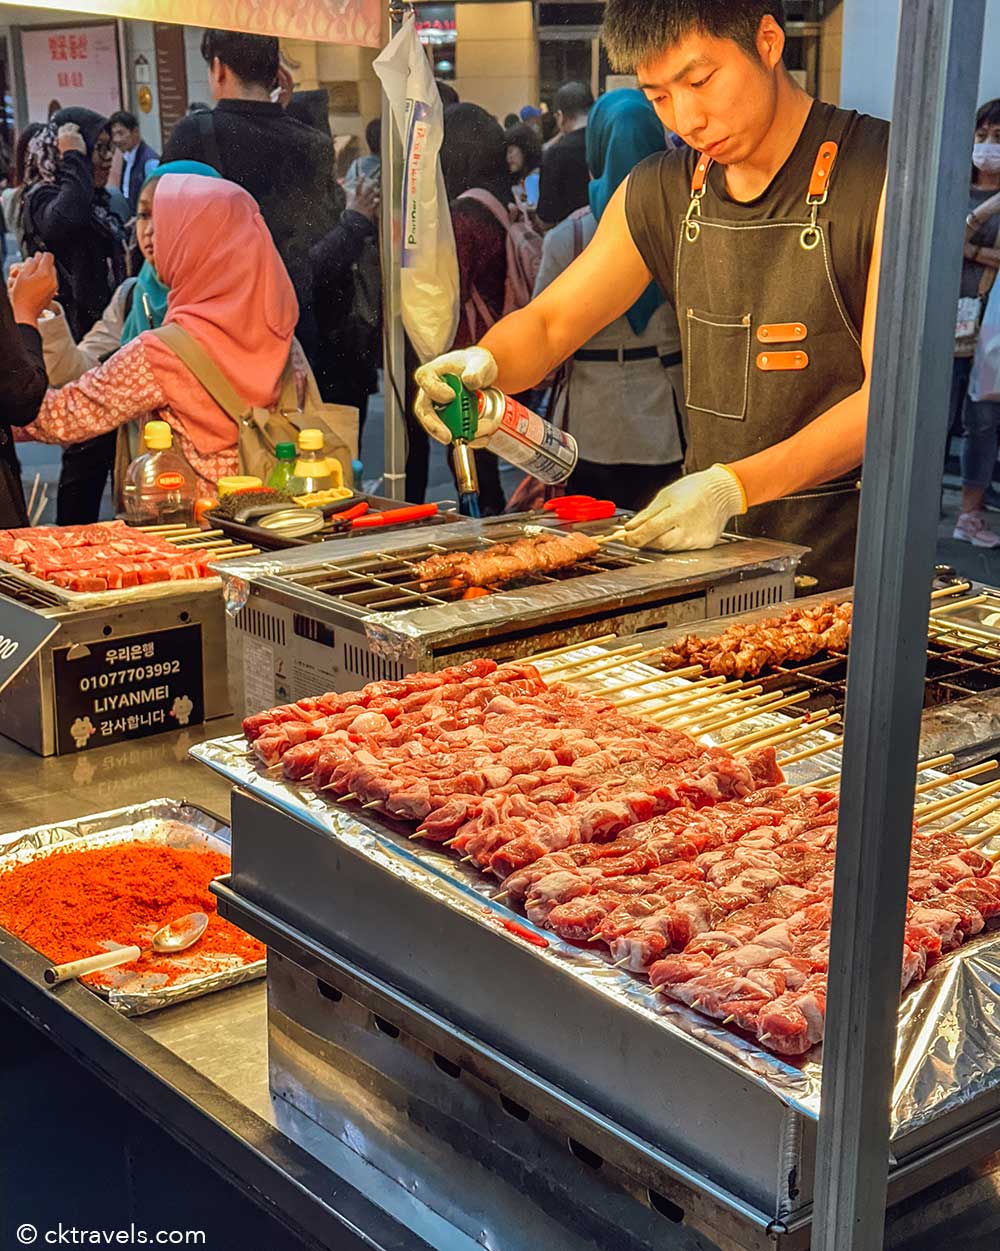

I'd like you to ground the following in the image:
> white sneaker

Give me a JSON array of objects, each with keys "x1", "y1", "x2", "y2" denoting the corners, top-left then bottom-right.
[{"x1": 953, "y1": 511, "x2": 1000, "y2": 548}]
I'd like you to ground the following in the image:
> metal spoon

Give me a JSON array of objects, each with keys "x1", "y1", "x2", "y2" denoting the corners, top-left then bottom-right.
[{"x1": 43, "y1": 911, "x2": 210, "y2": 987}]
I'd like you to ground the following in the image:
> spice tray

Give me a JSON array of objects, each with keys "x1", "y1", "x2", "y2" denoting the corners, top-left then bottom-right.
[{"x1": 0, "y1": 798, "x2": 265, "y2": 1015}]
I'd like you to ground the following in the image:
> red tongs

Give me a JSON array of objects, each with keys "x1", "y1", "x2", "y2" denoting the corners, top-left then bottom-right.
[
  {"x1": 351, "y1": 503, "x2": 440, "y2": 529},
  {"x1": 543, "y1": 495, "x2": 617, "y2": 522}
]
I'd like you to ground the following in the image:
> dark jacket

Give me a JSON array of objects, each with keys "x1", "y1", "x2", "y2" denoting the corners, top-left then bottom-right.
[
  {"x1": 309, "y1": 208, "x2": 379, "y2": 404},
  {"x1": 123, "y1": 139, "x2": 160, "y2": 214},
  {"x1": 0, "y1": 300, "x2": 47, "y2": 527},
  {"x1": 23, "y1": 151, "x2": 126, "y2": 341},
  {"x1": 162, "y1": 99, "x2": 344, "y2": 363}
]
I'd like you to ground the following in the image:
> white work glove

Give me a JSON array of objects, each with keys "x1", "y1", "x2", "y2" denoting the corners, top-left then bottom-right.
[
  {"x1": 623, "y1": 464, "x2": 747, "y2": 551},
  {"x1": 413, "y1": 347, "x2": 499, "y2": 444}
]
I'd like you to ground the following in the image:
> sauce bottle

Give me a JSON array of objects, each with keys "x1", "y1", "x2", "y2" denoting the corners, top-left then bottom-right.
[
  {"x1": 287, "y1": 429, "x2": 344, "y2": 496},
  {"x1": 123, "y1": 421, "x2": 197, "y2": 526}
]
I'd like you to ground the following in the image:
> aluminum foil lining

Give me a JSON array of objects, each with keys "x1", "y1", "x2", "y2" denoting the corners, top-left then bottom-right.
[
  {"x1": 209, "y1": 518, "x2": 805, "y2": 659},
  {"x1": 189, "y1": 649, "x2": 1000, "y2": 1137},
  {"x1": 0, "y1": 557, "x2": 221, "y2": 614},
  {"x1": 0, "y1": 798, "x2": 265, "y2": 1015}
]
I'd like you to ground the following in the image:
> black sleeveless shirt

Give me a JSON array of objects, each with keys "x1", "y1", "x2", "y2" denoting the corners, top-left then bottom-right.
[{"x1": 625, "y1": 101, "x2": 889, "y2": 340}]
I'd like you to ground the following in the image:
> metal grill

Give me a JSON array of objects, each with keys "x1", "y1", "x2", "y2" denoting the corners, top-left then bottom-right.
[
  {"x1": 0, "y1": 571, "x2": 61, "y2": 609},
  {"x1": 289, "y1": 528, "x2": 652, "y2": 615}
]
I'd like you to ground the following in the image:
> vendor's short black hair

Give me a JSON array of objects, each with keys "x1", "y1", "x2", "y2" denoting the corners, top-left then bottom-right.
[
  {"x1": 200, "y1": 29, "x2": 279, "y2": 89},
  {"x1": 602, "y1": 0, "x2": 785, "y2": 72},
  {"x1": 109, "y1": 110, "x2": 139, "y2": 131},
  {"x1": 553, "y1": 81, "x2": 594, "y2": 120}
]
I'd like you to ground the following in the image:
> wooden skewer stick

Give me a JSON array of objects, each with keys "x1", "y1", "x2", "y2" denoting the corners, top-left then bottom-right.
[
  {"x1": 787, "y1": 771, "x2": 843, "y2": 794},
  {"x1": 528, "y1": 634, "x2": 618, "y2": 663},
  {"x1": 166, "y1": 528, "x2": 224, "y2": 541},
  {"x1": 931, "y1": 592, "x2": 989, "y2": 613},
  {"x1": 914, "y1": 759, "x2": 998, "y2": 796},
  {"x1": 362, "y1": 799, "x2": 382, "y2": 810},
  {"x1": 545, "y1": 643, "x2": 645, "y2": 677},
  {"x1": 642, "y1": 676, "x2": 735, "y2": 715},
  {"x1": 589, "y1": 665, "x2": 704, "y2": 698},
  {"x1": 341, "y1": 793, "x2": 357, "y2": 802},
  {"x1": 555, "y1": 645, "x2": 670, "y2": 682},
  {"x1": 947, "y1": 796, "x2": 1000, "y2": 839},
  {"x1": 138, "y1": 522, "x2": 189, "y2": 533},
  {"x1": 408, "y1": 831, "x2": 427, "y2": 840},
  {"x1": 777, "y1": 734, "x2": 846, "y2": 767},
  {"x1": 787, "y1": 752, "x2": 957, "y2": 797},
  {"x1": 930, "y1": 582, "x2": 973, "y2": 600},
  {"x1": 610, "y1": 669, "x2": 708, "y2": 709},
  {"x1": 211, "y1": 547, "x2": 261, "y2": 560},
  {"x1": 493, "y1": 890, "x2": 510, "y2": 903},
  {"x1": 655, "y1": 685, "x2": 765, "y2": 728},
  {"x1": 916, "y1": 753, "x2": 957, "y2": 772},
  {"x1": 697, "y1": 688, "x2": 812, "y2": 735},
  {"x1": 732, "y1": 713, "x2": 840, "y2": 755},
  {"x1": 915, "y1": 777, "x2": 1000, "y2": 822}
]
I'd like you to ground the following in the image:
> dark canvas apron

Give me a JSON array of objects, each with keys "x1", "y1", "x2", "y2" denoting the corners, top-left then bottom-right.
[{"x1": 675, "y1": 114, "x2": 863, "y2": 591}]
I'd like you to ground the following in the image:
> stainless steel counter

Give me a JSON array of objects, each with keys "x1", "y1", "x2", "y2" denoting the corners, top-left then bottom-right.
[{"x1": 3, "y1": 724, "x2": 1000, "y2": 1249}]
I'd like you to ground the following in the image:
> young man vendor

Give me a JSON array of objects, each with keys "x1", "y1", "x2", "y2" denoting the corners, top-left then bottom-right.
[{"x1": 414, "y1": 0, "x2": 888, "y2": 589}]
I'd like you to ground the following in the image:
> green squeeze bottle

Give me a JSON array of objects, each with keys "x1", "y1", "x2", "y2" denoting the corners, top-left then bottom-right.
[{"x1": 267, "y1": 442, "x2": 297, "y2": 491}]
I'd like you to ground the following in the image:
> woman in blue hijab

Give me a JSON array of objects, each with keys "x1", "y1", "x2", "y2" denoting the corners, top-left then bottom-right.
[
  {"x1": 532, "y1": 89, "x2": 686, "y2": 510},
  {"x1": 36, "y1": 159, "x2": 220, "y2": 385}
]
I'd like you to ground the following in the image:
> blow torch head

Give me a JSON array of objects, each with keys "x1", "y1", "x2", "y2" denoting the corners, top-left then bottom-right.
[{"x1": 436, "y1": 375, "x2": 479, "y2": 442}]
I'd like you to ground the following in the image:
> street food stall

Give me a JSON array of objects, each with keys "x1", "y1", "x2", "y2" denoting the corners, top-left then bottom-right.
[{"x1": 4, "y1": 2, "x2": 1000, "y2": 1251}]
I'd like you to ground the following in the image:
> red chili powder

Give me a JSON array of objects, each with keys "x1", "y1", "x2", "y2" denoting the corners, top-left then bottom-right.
[{"x1": 0, "y1": 842, "x2": 264, "y2": 986}]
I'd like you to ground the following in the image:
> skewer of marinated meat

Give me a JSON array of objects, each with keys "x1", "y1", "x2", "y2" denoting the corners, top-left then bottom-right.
[
  {"x1": 412, "y1": 532, "x2": 599, "y2": 589},
  {"x1": 662, "y1": 600, "x2": 853, "y2": 679}
]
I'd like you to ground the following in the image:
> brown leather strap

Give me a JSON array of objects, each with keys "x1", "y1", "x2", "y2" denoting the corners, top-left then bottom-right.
[
  {"x1": 690, "y1": 154, "x2": 711, "y2": 195},
  {"x1": 807, "y1": 141, "x2": 839, "y2": 202}
]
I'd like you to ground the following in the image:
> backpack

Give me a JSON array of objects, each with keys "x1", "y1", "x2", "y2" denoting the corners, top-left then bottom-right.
[
  {"x1": 151, "y1": 322, "x2": 358, "y2": 485},
  {"x1": 458, "y1": 188, "x2": 542, "y2": 337}
]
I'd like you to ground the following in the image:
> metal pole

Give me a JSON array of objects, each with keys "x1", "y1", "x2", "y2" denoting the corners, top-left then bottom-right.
[
  {"x1": 813, "y1": 2, "x2": 985, "y2": 1248},
  {"x1": 379, "y1": 1, "x2": 408, "y2": 500}
]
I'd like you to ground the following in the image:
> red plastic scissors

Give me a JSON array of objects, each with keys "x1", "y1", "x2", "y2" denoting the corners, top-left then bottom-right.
[{"x1": 542, "y1": 495, "x2": 618, "y2": 522}]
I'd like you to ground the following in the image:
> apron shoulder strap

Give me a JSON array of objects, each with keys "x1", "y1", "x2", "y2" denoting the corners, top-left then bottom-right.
[
  {"x1": 807, "y1": 141, "x2": 839, "y2": 206},
  {"x1": 689, "y1": 154, "x2": 712, "y2": 197}
]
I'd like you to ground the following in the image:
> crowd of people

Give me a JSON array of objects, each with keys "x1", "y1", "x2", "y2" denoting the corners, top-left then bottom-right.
[{"x1": 0, "y1": 23, "x2": 689, "y2": 529}]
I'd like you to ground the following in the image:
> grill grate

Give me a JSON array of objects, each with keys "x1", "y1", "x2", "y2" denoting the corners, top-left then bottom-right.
[
  {"x1": 288, "y1": 528, "x2": 651, "y2": 615},
  {"x1": 737, "y1": 634, "x2": 1000, "y2": 715},
  {"x1": 0, "y1": 571, "x2": 62, "y2": 608}
]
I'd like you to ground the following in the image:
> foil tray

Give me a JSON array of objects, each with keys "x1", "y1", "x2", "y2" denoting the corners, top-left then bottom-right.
[
  {"x1": 190, "y1": 649, "x2": 1000, "y2": 1144},
  {"x1": 0, "y1": 798, "x2": 265, "y2": 1015}
]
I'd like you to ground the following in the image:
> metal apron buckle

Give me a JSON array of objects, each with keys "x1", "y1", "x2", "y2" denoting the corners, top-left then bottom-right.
[{"x1": 801, "y1": 141, "x2": 837, "y2": 251}]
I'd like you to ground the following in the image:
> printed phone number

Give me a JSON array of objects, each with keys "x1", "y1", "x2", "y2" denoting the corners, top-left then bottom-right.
[{"x1": 79, "y1": 662, "x2": 181, "y2": 690}]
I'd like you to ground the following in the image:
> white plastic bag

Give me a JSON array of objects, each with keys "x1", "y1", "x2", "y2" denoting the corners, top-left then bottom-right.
[
  {"x1": 969, "y1": 283, "x2": 1000, "y2": 401},
  {"x1": 374, "y1": 18, "x2": 459, "y2": 363}
]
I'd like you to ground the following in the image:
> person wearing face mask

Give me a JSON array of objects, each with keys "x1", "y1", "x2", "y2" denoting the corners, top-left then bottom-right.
[
  {"x1": 414, "y1": 0, "x2": 888, "y2": 591},
  {"x1": 17, "y1": 107, "x2": 127, "y2": 525},
  {"x1": 950, "y1": 99, "x2": 1000, "y2": 548}
]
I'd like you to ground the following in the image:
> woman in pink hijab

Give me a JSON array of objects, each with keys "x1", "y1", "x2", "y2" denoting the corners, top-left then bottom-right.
[{"x1": 13, "y1": 173, "x2": 298, "y2": 490}]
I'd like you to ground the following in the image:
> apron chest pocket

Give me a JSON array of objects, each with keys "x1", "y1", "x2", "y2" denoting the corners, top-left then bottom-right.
[{"x1": 685, "y1": 308, "x2": 751, "y2": 420}]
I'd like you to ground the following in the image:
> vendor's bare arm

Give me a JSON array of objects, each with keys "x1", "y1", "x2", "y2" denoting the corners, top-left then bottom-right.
[
  {"x1": 729, "y1": 180, "x2": 886, "y2": 507},
  {"x1": 480, "y1": 180, "x2": 653, "y2": 394}
]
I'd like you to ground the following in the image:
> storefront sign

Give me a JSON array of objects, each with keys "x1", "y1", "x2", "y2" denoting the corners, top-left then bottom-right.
[
  {"x1": 21, "y1": 24, "x2": 121, "y2": 121},
  {"x1": 0, "y1": 599, "x2": 59, "y2": 696},
  {"x1": 13, "y1": 0, "x2": 381, "y2": 48},
  {"x1": 153, "y1": 23, "x2": 187, "y2": 145},
  {"x1": 53, "y1": 624, "x2": 205, "y2": 753}
]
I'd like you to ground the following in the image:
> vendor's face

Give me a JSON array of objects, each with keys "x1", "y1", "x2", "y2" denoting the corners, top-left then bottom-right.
[
  {"x1": 637, "y1": 20, "x2": 783, "y2": 165},
  {"x1": 92, "y1": 130, "x2": 114, "y2": 187},
  {"x1": 506, "y1": 144, "x2": 525, "y2": 175},
  {"x1": 136, "y1": 180, "x2": 156, "y2": 264}
]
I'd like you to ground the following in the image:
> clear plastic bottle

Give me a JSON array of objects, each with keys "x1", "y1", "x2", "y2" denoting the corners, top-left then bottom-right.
[
  {"x1": 123, "y1": 421, "x2": 197, "y2": 526},
  {"x1": 267, "y1": 442, "x2": 297, "y2": 491},
  {"x1": 287, "y1": 428, "x2": 342, "y2": 496}
]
